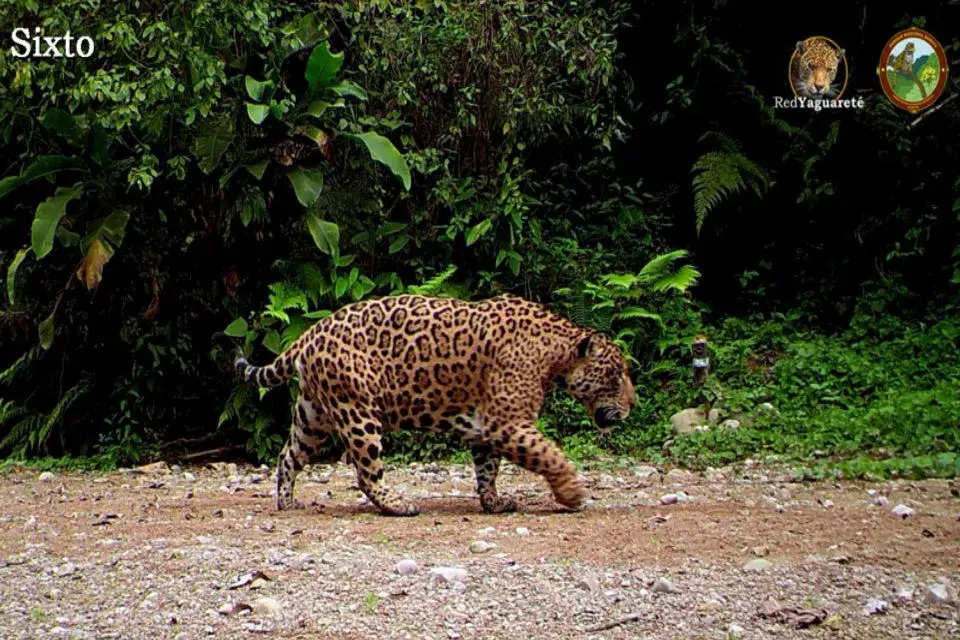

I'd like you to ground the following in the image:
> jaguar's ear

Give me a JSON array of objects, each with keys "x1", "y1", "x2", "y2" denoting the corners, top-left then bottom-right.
[
  {"x1": 577, "y1": 332, "x2": 601, "y2": 358},
  {"x1": 577, "y1": 334, "x2": 592, "y2": 358}
]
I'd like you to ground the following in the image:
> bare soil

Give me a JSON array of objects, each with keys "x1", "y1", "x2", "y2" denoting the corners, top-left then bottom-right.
[{"x1": 1, "y1": 460, "x2": 958, "y2": 639}]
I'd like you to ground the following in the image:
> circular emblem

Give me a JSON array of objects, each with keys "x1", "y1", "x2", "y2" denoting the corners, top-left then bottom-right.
[
  {"x1": 789, "y1": 36, "x2": 848, "y2": 100},
  {"x1": 877, "y1": 28, "x2": 948, "y2": 113}
]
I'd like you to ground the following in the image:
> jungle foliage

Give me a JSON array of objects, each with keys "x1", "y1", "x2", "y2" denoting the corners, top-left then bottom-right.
[{"x1": 1, "y1": 1, "x2": 958, "y2": 477}]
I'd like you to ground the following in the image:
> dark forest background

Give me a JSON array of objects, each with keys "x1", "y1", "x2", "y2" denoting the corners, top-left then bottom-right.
[{"x1": 1, "y1": 1, "x2": 959, "y2": 478}]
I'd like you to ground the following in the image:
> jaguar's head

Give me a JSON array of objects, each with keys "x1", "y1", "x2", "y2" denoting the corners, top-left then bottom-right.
[{"x1": 561, "y1": 332, "x2": 636, "y2": 431}]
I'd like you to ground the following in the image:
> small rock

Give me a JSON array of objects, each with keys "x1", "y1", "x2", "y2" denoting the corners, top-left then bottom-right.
[
  {"x1": 39, "y1": 472, "x2": 57, "y2": 483},
  {"x1": 183, "y1": 472, "x2": 196, "y2": 483},
  {"x1": 894, "y1": 586, "x2": 914, "y2": 604},
  {"x1": 634, "y1": 466, "x2": 660, "y2": 480},
  {"x1": 727, "y1": 623, "x2": 745, "y2": 639},
  {"x1": 708, "y1": 408, "x2": 721, "y2": 423},
  {"x1": 721, "y1": 419, "x2": 741, "y2": 430},
  {"x1": 24, "y1": 516, "x2": 38, "y2": 530},
  {"x1": 395, "y1": 559, "x2": 419, "y2": 575},
  {"x1": 892, "y1": 504, "x2": 916, "y2": 519},
  {"x1": 757, "y1": 402, "x2": 779, "y2": 415},
  {"x1": 666, "y1": 469, "x2": 690, "y2": 481},
  {"x1": 515, "y1": 527, "x2": 530, "y2": 536},
  {"x1": 925, "y1": 583, "x2": 953, "y2": 605},
  {"x1": 751, "y1": 546, "x2": 769, "y2": 558},
  {"x1": 864, "y1": 598, "x2": 889, "y2": 615},
  {"x1": 874, "y1": 496, "x2": 889, "y2": 507},
  {"x1": 821, "y1": 499, "x2": 835, "y2": 509},
  {"x1": 430, "y1": 567, "x2": 468, "y2": 583},
  {"x1": 477, "y1": 526, "x2": 496, "y2": 536},
  {"x1": 653, "y1": 577, "x2": 682, "y2": 594},
  {"x1": 469, "y1": 540, "x2": 497, "y2": 554},
  {"x1": 226, "y1": 463, "x2": 238, "y2": 476},
  {"x1": 252, "y1": 597, "x2": 281, "y2": 616},
  {"x1": 578, "y1": 576, "x2": 600, "y2": 594},
  {"x1": 669, "y1": 408, "x2": 707, "y2": 435},
  {"x1": 743, "y1": 559, "x2": 773, "y2": 572},
  {"x1": 660, "y1": 494, "x2": 679, "y2": 505},
  {"x1": 140, "y1": 592, "x2": 159, "y2": 610}
]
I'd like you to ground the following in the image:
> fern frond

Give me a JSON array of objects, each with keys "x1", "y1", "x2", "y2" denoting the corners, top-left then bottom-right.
[
  {"x1": 651, "y1": 264, "x2": 701, "y2": 293},
  {"x1": 637, "y1": 250, "x2": 690, "y2": 281},
  {"x1": 0, "y1": 413, "x2": 43, "y2": 452},
  {"x1": 408, "y1": 265, "x2": 457, "y2": 296},
  {"x1": 691, "y1": 132, "x2": 771, "y2": 233},
  {"x1": 0, "y1": 347, "x2": 42, "y2": 386},
  {"x1": 25, "y1": 383, "x2": 88, "y2": 452}
]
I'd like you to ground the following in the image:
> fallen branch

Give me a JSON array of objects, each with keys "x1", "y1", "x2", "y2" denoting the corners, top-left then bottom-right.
[
  {"x1": 177, "y1": 445, "x2": 245, "y2": 463},
  {"x1": 585, "y1": 611, "x2": 647, "y2": 633}
]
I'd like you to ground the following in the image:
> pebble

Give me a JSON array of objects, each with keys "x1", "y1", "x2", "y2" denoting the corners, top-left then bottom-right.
[
  {"x1": 396, "y1": 559, "x2": 419, "y2": 575},
  {"x1": 577, "y1": 576, "x2": 600, "y2": 594},
  {"x1": 653, "y1": 577, "x2": 682, "y2": 594},
  {"x1": 515, "y1": 527, "x2": 530, "y2": 536},
  {"x1": 891, "y1": 504, "x2": 915, "y2": 519},
  {"x1": 660, "y1": 494, "x2": 679, "y2": 505},
  {"x1": 721, "y1": 419, "x2": 741, "y2": 430},
  {"x1": 864, "y1": 598, "x2": 889, "y2": 615},
  {"x1": 925, "y1": 583, "x2": 953, "y2": 604},
  {"x1": 39, "y1": 472, "x2": 57, "y2": 483},
  {"x1": 469, "y1": 541, "x2": 497, "y2": 554},
  {"x1": 430, "y1": 567, "x2": 469, "y2": 583},
  {"x1": 743, "y1": 559, "x2": 773, "y2": 572},
  {"x1": 252, "y1": 597, "x2": 282, "y2": 616},
  {"x1": 821, "y1": 499, "x2": 835, "y2": 509},
  {"x1": 634, "y1": 466, "x2": 660, "y2": 480},
  {"x1": 873, "y1": 496, "x2": 889, "y2": 507},
  {"x1": 727, "y1": 623, "x2": 745, "y2": 639},
  {"x1": 183, "y1": 472, "x2": 196, "y2": 483}
]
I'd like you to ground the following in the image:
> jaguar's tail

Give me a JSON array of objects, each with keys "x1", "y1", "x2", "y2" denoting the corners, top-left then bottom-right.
[{"x1": 212, "y1": 332, "x2": 298, "y2": 388}]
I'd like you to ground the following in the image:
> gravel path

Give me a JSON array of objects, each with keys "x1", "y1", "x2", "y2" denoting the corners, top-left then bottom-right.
[{"x1": 1, "y1": 460, "x2": 958, "y2": 639}]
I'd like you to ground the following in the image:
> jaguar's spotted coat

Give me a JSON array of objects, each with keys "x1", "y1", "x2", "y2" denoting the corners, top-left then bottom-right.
[{"x1": 224, "y1": 294, "x2": 636, "y2": 516}]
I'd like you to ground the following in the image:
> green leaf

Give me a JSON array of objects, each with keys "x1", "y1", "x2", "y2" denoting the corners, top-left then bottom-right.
[
  {"x1": 388, "y1": 235, "x2": 409, "y2": 254},
  {"x1": 41, "y1": 109, "x2": 82, "y2": 145},
  {"x1": 466, "y1": 219, "x2": 492, "y2": 246},
  {"x1": 334, "y1": 277, "x2": 348, "y2": 299},
  {"x1": 7, "y1": 247, "x2": 30, "y2": 305},
  {"x1": 287, "y1": 168, "x2": 324, "y2": 207},
  {"x1": 346, "y1": 132, "x2": 411, "y2": 190},
  {"x1": 378, "y1": 222, "x2": 408, "y2": 236},
  {"x1": 305, "y1": 214, "x2": 339, "y2": 256},
  {"x1": 0, "y1": 155, "x2": 87, "y2": 200},
  {"x1": 224, "y1": 318, "x2": 248, "y2": 338},
  {"x1": 307, "y1": 101, "x2": 333, "y2": 117},
  {"x1": 246, "y1": 103, "x2": 269, "y2": 125},
  {"x1": 38, "y1": 309, "x2": 55, "y2": 350},
  {"x1": 244, "y1": 76, "x2": 273, "y2": 101},
  {"x1": 330, "y1": 80, "x2": 368, "y2": 100},
  {"x1": 244, "y1": 160, "x2": 269, "y2": 180},
  {"x1": 192, "y1": 115, "x2": 235, "y2": 174},
  {"x1": 55, "y1": 227, "x2": 80, "y2": 247},
  {"x1": 615, "y1": 306, "x2": 665, "y2": 330},
  {"x1": 305, "y1": 42, "x2": 344, "y2": 94},
  {"x1": 303, "y1": 309, "x2": 332, "y2": 320},
  {"x1": 90, "y1": 124, "x2": 109, "y2": 167},
  {"x1": 83, "y1": 210, "x2": 130, "y2": 252},
  {"x1": 32, "y1": 184, "x2": 84, "y2": 259},
  {"x1": 262, "y1": 330, "x2": 282, "y2": 355}
]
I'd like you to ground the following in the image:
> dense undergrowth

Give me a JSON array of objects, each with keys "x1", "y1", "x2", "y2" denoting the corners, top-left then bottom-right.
[{"x1": 1, "y1": 2, "x2": 959, "y2": 481}]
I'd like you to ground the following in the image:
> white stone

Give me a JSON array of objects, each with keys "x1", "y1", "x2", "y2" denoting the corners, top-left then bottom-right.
[
  {"x1": 395, "y1": 559, "x2": 419, "y2": 575},
  {"x1": 743, "y1": 559, "x2": 773, "y2": 572},
  {"x1": 653, "y1": 577, "x2": 682, "y2": 594},
  {"x1": 430, "y1": 567, "x2": 469, "y2": 583},
  {"x1": 252, "y1": 597, "x2": 282, "y2": 616},
  {"x1": 39, "y1": 472, "x2": 56, "y2": 483},
  {"x1": 891, "y1": 504, "x2": 915, "y2": 519}
]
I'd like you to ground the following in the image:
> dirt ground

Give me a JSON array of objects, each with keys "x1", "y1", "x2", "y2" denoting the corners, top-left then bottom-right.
[{"x1": 1, "y1": 459, "x2": 958, "y2": 639}]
